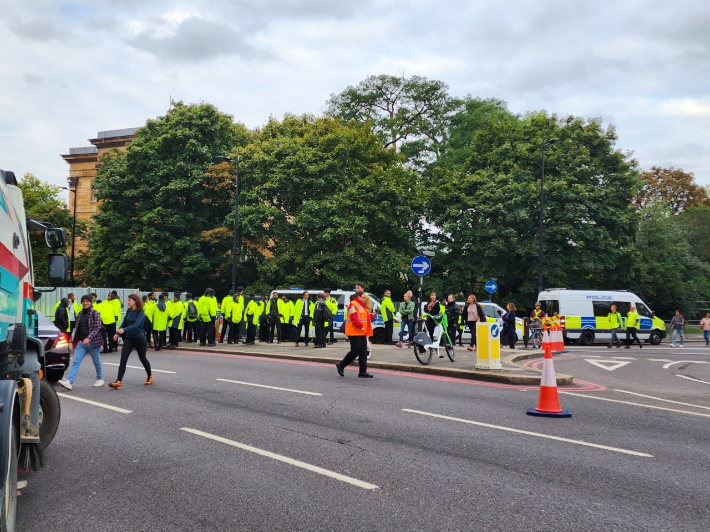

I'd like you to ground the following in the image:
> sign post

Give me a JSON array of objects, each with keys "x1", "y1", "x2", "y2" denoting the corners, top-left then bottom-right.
[{"x1": 411, "y1": 255, "x2": 432, "y2": 333}]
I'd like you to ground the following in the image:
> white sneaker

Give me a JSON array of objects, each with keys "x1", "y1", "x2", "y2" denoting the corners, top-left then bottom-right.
[
  {"x1": 58, "y1": 379, "x2": 72, "y2": 390},
  {"x1": 670, "y1": 344, "x2": 675, "y2": 348},
  {"x1": 678, "y1": 345, "x2": 684, "y2": 348},
  {"x1": 94, "y1": 379, "x2": 105, "y2": 387}
]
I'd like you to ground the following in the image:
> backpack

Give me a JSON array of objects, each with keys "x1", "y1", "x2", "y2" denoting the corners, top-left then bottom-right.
[
  {"x1": 324, "y1": 303, "x2": 334, "y2": 322},
  {"x1": 187, "y1": 301, "x2": 198, "y2": 320}
]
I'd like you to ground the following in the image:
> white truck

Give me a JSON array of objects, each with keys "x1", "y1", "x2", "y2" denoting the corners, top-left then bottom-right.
[{"x1": 0, "y1": 169, "x2": 68, "y2": 531}]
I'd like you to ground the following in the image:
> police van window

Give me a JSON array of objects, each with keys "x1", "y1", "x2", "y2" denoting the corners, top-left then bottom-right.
[
  {"x1": 614, "y1": 301, "x2": 631, "y2": 315},
  {"x1": 540, "y1": 300, "x2": 559, "y2": 316},
  {"x1": 636, "y1": 303, "x2": 652, "y2": 317},
  {"x1": 593, "y1": 301, "x2": 611, "y2": 316}
]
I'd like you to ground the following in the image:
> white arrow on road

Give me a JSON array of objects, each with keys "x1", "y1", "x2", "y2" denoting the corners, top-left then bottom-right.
[
  {"x1": 585, "y1": 359, "x2": 632, "y2": 371},
  {"x1": 412, "y1": 262, "x2": 430, "y2": 274}
]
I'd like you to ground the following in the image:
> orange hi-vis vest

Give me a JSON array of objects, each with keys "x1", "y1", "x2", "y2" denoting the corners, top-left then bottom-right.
[{"x1": 345, "y1": 299, "x2": 370, "y2": 337}]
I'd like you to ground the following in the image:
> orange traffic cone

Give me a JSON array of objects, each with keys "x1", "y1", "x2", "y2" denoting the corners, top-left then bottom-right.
[
  {"x1": 527, "y1": 330, "x2": 571, "y2": 418},
  {"x1": 552, "y1": 322, "x2": 566, "y2": 354}
]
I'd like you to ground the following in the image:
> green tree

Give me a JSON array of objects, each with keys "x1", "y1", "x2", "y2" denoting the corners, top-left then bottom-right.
[
  {"x1": 624, "y1": 202, "x2": 710, "y2": 317},
  {"x1": 18, "y1": 173, "x2": 79, "y2": 286},
  {"x1": 326, "y1": 74, "x2": 455, "y2": 160},
  {"x1": 679, "y1": 204, "x2": 710, "y2": 264},
  {"x1": 635, "y1": 166, "x2": 710, "y2": 214},
  {"x1": 425, "y1": 113, "x2": 640, "y2": 306},
  {"x1": 237, "y1": 115, "x2": 424, "y2": 294},
  {"x1": 84, "y1": 102, "x2": 247, "y2": 291}
]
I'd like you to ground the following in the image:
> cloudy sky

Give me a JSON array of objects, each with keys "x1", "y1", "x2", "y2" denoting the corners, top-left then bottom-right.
[{"x1": 1, "y1": 0, "x2": 709, "y2": 198}]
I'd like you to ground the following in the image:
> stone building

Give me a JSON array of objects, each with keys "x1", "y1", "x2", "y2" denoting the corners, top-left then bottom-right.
[{"x1": 61, "y1": 127, "x2": 140, "y2": 257}]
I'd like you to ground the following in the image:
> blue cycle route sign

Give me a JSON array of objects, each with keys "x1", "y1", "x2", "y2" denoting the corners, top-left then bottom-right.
[
  {"x1": 490, "y1": 322, "x2": 500, "y2": 338},
  {"x1": 410, "y1": 256, "x2": 432, "y2": 277},
  {"x1": 485, "y1": 280, "x2": 498, "y2": 294}
]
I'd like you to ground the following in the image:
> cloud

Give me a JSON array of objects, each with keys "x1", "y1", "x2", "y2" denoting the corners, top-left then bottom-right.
[
  {"x1": 661, "y1": 99, "x2": 710, "y2": 117},
  {"x1": 125, "y1": 15, "x2": 274, "y2": 63}
]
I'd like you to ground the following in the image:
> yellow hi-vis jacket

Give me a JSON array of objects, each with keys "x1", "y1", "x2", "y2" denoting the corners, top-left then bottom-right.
[
  {"x1": 229, "y1": 295, "x2": 245, "y2": 323},
  {"x1": 245, "y1": 299, "x2": 260, "y2": 325},
  {"x1": 97, "y1": 300, "x2": 117, "y2": 325},
  {"x1": 199, "y1": 296, "x2": 218, "y2": 321},
  {"x1": 292, "y1": 298, "x2": 315, "y2": 326},
  {"x1": 169, "y1": 299, "x2": 185, "y2": 329}
]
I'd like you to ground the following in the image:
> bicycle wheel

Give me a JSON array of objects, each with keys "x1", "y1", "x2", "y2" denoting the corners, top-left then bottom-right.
[
  {"x1": 532, "y1": 331, "x2": 543, "y2": 350},
  {"x1": 444, "y1": 335, "x2": 455, "y2": 362},
  {"x1": 413, "y1": 341, "x2": 432, "y2": 365}
]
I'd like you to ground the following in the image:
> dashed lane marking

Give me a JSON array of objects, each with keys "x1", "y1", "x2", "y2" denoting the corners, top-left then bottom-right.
[
  {"x1": 614, "y1": 389, "x2": 710, "y2": 410},
  {"x1": 216, "y1": 378, "x2": 322, "y2": 396},
  {"x1": 402, "y1": 409, "x2": 653, "y2": 458},
  {"x1": 102, "y1": 362, "x2": 176, "y2": 374},
  {"x1": 560, "y1": 392, "x2": 710, "y2": 418},
  {"x1": 612, "y1": 357, "x2": 636, "y2": 360},
  {"x1": 676, "y1": 375, "x2": 710, "y2": 386},
  {"x1": 181, "y1": 428, "x2": 379, "y2": 490},
  {"x1": 648, "y1": 358, "x2": 673, "y2": 362},
  {"x1": 57, "y1": 393, "x2": 132, "y2": 414}
]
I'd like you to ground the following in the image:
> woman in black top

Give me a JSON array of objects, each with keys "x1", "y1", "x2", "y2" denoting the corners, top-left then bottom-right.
[
  {"x1": 445, "y1": 294, "x2": 460, "y2": 346},
  {"x1": 108, "y1": 294, "x2": 153, "y2": 390},
  {"x1": 502, "y1": 302, "x2": 517, "y2": 349},
  {"x1": 425, "y1": 292, "x2": 443, "y2": 342}
]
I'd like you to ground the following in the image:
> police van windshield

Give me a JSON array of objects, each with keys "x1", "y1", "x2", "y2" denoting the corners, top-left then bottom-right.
[
  {"x1": 540, "y1": 300, "x2": 559, "y2": 316},
  {"x1": 636, "y1": 303, "x2": 652, "y2": 317}
]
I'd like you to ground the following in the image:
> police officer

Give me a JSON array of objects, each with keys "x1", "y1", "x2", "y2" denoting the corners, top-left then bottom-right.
[
  {"x1": 199, "y1": 288, "x2": 218, "y2": 346},
  {"x1": 258, "y1": 293, "x2": 269, "y2": 342},
  {"x1": 323, "y1": 289, "x2": 338, "y2": 344},
  {"x1": 266, "y1": 292, "x2": 283, "y2": 343},
  {"x1": 219, "y1": 290, "x2": 234, "y2": 343}
]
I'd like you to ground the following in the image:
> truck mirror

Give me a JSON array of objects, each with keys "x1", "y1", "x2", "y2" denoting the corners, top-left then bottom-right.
[
  {"x1": 45, "y1": 228, "x2": 66, "y2": 249},
  {"x1": 48, "y1": 253, "x2": 68, "y2": 286}
]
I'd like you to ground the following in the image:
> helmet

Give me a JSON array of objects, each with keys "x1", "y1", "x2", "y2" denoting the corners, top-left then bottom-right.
[{"x1": 535, "y1": 301, "x2": 541, "y2": 306}]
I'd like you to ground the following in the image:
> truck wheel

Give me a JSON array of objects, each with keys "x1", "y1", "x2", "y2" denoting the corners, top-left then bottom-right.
[
  {"x1": 580, "y1": 330, "x2": 595, "y2": 346},
  {"x1": 39, "y1": 379, "x2": 61, "y2": 451},
  {"x1": 649, "y1": 331, "x2": 662, "y2": 346},
  {"x1": 1, "y1": 405, "x2": 18, "y2": 532}
]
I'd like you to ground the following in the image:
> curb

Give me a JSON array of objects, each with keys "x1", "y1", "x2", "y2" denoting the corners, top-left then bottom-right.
[{"x1": 176, "y1": 346, "x2": 574, "y2": 387}]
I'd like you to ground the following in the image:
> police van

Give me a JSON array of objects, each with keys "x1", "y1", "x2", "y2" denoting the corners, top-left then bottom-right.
[
  {"x1": 537, "y1": 289, "x2": 667, "y2": 345},
  {"x1": 269, "y1": 288, "x2": 385, "y2": 343}
]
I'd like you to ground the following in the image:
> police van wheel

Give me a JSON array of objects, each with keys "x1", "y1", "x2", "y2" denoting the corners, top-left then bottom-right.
[
  {"x1": 649, "y1": 331, "x2": 662, "y2": 346},
  {"x1": 580, "y1": 330, "x2": 595, "y2": 346}
]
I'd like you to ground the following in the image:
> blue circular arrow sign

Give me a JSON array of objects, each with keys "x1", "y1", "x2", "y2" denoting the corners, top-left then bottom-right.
[
  {"x1": 485, "y1": 280, "x2": 498, "y2": 293},
  {"x1": 490, "y1": 323, "x2": 500, "y2": 338},
  {"x1": 410, "y1": 255, "x2": 432, "y2": 277}
]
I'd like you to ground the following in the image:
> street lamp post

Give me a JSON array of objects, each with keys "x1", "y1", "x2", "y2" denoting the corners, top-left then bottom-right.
[
  {"x1": 60, "y1": 178, "x2": 78, "y2": 286},
  {"x1": 219, "y1": 152, "x2": 241, "y2": 293},
  {"x1": 538, "y1": 130, "x2": 559, "y2": 296}
]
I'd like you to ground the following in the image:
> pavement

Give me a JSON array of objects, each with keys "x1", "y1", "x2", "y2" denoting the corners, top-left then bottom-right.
[{"x1": 174, "y1": 337, "x2": 575, "y2": 386}]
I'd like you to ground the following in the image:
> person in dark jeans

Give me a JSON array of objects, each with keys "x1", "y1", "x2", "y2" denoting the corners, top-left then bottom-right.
[
  {"x1": 502, "y1": 303, "x2": 517, "y2": 349},
  {"x1": 108, "y1": 294, "x2": 153, "y2": 390},
  {"x1": 266, "y1": 292, "x2": 283, "y2": 343},
  {"x1": 462, "y1": 295, "x2": 486, "y2": 351},
  {"x1": 336, "y1": 291, "x2": 373, "y2": 378}
]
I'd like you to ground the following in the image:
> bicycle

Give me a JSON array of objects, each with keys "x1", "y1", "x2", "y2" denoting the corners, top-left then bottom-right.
[
  {"x1": 412, "y1": 313, "x2": 455, "y2": 365},
  {"x1": 529, "y1": 320, "x2": 544, "y2": 350}
]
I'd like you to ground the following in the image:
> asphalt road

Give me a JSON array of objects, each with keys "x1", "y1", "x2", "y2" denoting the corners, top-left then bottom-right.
[{"x1": 15, "y1": 344, "x2": 710, "y2": 531}]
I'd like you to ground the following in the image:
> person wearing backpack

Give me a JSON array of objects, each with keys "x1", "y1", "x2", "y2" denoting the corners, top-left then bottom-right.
[
  {"x1": 607, "y1": 304, "x2": 623, "y2": 348},
  {"x1": 183, "y1": 293, "x2": 198, "y2": 343},
  {"x1": 312, "y1": 293, "x2": 329, "y2": 348},
  {"x1": 670, "y1": 310, "x2": 687, "y2": 348}
]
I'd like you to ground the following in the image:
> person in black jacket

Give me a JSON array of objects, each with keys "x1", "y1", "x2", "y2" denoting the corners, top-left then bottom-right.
[
  {"x1": 425, "y1": 292, "x2": 443, "y2": 342},
  {"x1": 54, "y1": 298, "x2": 69, "y2": 333},
  {"x1": 502, "y1": 302, "x2": 517, "y2": 349},
  {"x1": 445, "y1": 294, "x2": 460, "y2": 346},
  {"x1": 462, "y1": 295, "x2": 486, "y2": 351}
]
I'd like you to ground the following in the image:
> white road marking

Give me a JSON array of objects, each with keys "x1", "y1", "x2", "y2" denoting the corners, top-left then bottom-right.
[
  {"x1": 102, "y1": 362, "x2": 176, "y2": 374},
  {"x1": 560, "y1": 392, "x2": 710, "y2": 418},
  {"x1": 648, "y1": 358, "x2": 672, "y2": 362},
  {"x1": 676, "y1": 375, "x2": 710, "y2": 386},
  {"x1": 585, "y1": 359, "x2": 631, "y2": 371},
  {"x1": 402, "y1": 409, "x2": 652, "y2": 458},
  {"x1": 614, "y1": 389, "x2": 710, "y2": 409},
  {"x1": 181, "y1": 428, "x2": 379, "y2": 490},
  {"x1": 216, "y1": 378, "x2": 322, "y2": 396},
  {"x1": 662, "y1": 360, "x2": 710, "y2": 369},
  {"x1": 57, "y1": 393, "x2": 132, "y2": 414},
  {"x1": 578, "y1": 355, "x2": 601, "y2": 358},
  {"x1": 612, "y1": 357, "x2": 636, "y2": 360}
]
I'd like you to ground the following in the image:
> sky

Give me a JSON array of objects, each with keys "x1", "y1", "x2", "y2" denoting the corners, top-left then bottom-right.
[{"x1": 1, "y1": 0, "x2": 709, "y2": 200}]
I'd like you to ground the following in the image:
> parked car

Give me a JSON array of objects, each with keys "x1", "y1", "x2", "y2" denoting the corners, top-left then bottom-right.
[{"x1": 36, "y1": 311, "x2": 71, "y2": 382}]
